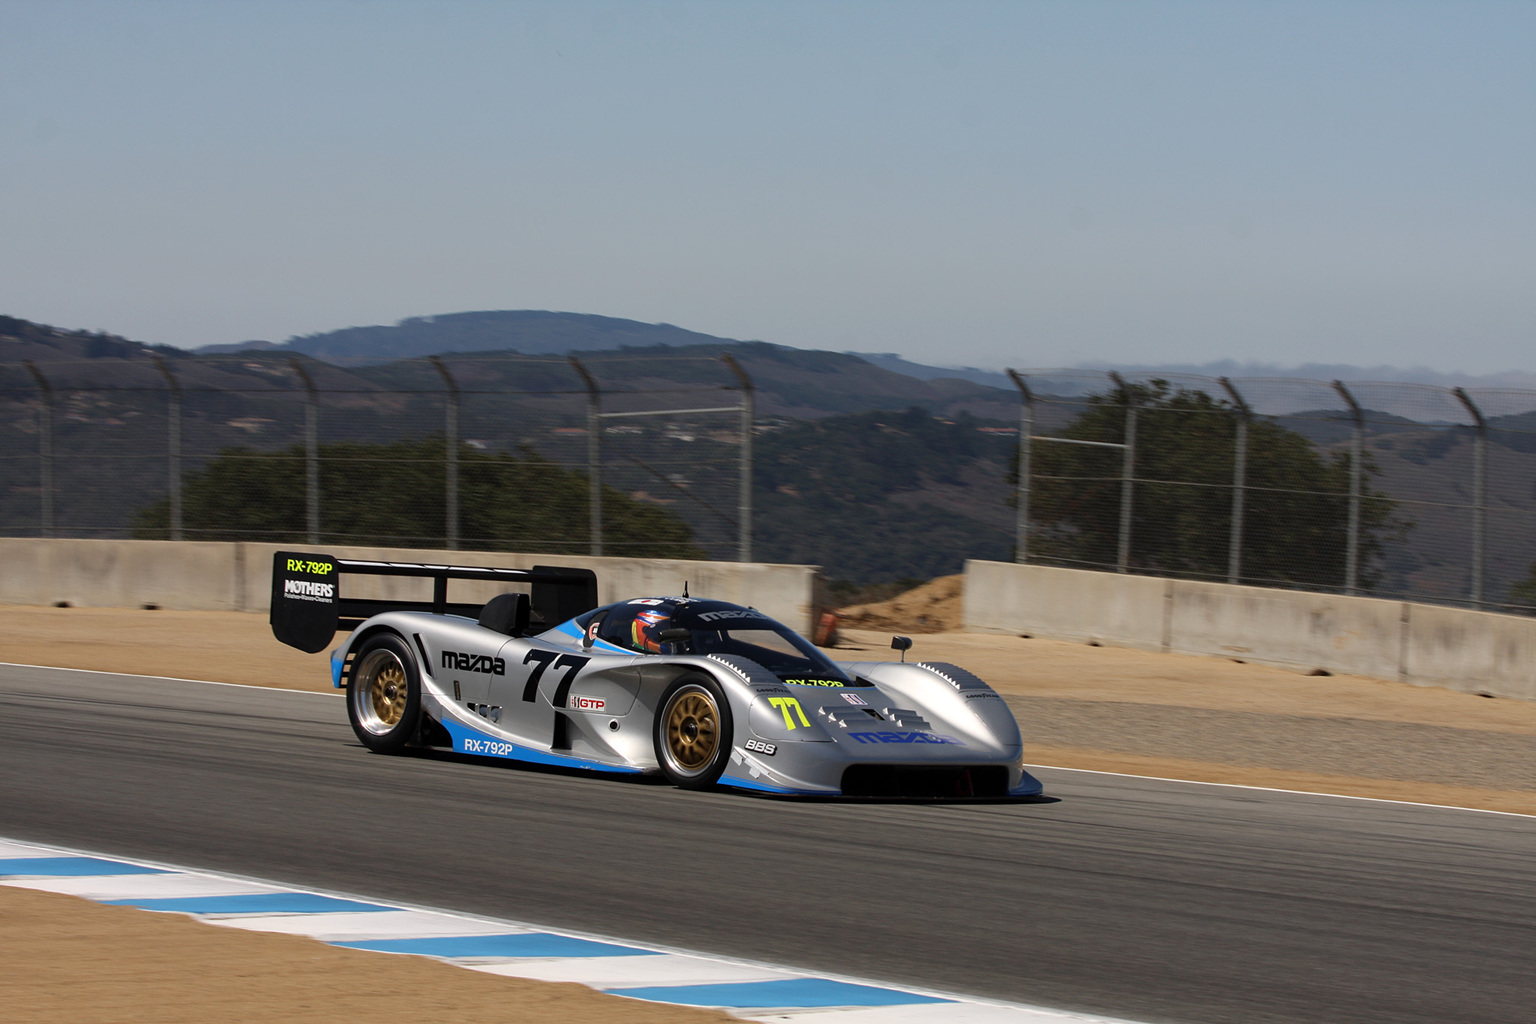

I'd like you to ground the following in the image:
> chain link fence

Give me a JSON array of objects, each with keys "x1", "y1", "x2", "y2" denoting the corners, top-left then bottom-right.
[
  {"x1": 0, "y1": 352, "x2": 752, "y2": 561},
  {"x1": 5, "y1": 353, "x2": 1536, "y2": 614},
  {"x1": 1006, "y1": 370, "x2": 1536, "y2": 614}
]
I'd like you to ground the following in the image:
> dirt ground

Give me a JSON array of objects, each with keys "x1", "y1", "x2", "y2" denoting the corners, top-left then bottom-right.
[
  {"x1": 0, "y1": 604, "x2": 337, "y2": 693},
  {"x1": 837, "y1": 574, "x2": 964, "y2": 632}
]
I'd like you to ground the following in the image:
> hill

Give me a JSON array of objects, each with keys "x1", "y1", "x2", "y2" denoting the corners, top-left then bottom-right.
[
  {"x1": 0, "y1": 315, "x2": 178, "y2": 362},
  {"x1": 754, "y1": 408, "x2": 1018, "y2": 582},
  {"x1": 7, "y1": 313, "x2": 1018, "y2": 424},
  {"x1": 850, "y1": 353, "x2": 1014, "y2": 390},
  {"x1": 198, "y1": 310, "x2": 756, "y2": 365}
]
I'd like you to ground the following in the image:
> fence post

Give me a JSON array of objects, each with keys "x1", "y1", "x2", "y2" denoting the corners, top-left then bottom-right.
[
  {"x1": 1109, "y1": 372, "x2": 1136, "y2": 573},
  {"x1": 568, "y1": 356, "x2": 602, "y2": 557},
  {"x1": 289, "y1": 358, "x2": 320, "y2": 545},
  {"x1": 1219, "y1": 377, "x2": 1250, "y2": 585},
  {"x1": 1453, "y1": 387, "x2": 1487, "y2": 608},
  {"x1": 430, "y1": 356, "x2": 460, "y2": 550},
  {"x1": 23, "y1": 361, "x2": 54, "y2": 538},
  {"x1": 153, "y1": 355, "x2": 183, "y2": 541},
  {"x1": 720, "y1": 353, "x2": 754, "y2": 562},
  {"x1": 1006, "y1": 369, "x2": 1033, "y2": 563},
  {"x1": 1332, "y1": 381, "x2": 1364, "y2": 595}
]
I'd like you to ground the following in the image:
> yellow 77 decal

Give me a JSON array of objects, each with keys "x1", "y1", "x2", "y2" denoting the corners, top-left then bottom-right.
[{"x1": 767, "y1": 696, "x2": 810, "y2": 730}]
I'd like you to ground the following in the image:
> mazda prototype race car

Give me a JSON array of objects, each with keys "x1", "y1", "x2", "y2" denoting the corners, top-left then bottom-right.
[{"x1": 270, "y1": 552, "x2": 1042, "y2": 799}]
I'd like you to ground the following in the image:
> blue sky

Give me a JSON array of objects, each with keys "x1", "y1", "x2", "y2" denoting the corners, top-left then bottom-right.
[{"x1": 2, "y1": 1, "x2": 1531, "y2": 372}]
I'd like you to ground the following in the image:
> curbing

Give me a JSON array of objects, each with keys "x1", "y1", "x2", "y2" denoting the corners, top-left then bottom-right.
[{"x1": 0, "y1": 837, "x2": 1137, "y2": 1023}]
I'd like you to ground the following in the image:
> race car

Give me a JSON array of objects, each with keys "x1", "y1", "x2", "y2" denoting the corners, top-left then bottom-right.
[{"x1": 270, "y1": 551, "x2": 1042, "y2": 799}]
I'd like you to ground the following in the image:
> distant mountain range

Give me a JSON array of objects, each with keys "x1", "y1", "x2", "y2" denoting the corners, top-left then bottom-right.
[
  {"x1": 2, "y1": 313, "x2": 1018, "y2": 423},
  {"x1": 191, "y1": 309, "x2": 1536, "y2": 392},
  {"x1": 1074, "y1": 359, "x2": 1536, "y2": 391}
]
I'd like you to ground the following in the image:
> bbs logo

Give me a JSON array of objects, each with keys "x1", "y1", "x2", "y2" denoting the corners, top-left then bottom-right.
[{"x1": 441, "y1": 650, "x2": 506, "y2": 675}]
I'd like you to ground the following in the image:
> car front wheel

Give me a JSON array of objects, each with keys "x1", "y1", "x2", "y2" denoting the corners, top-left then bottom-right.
[{"x1": 654, "y1": 674, "x2": 733, "y2": 789}]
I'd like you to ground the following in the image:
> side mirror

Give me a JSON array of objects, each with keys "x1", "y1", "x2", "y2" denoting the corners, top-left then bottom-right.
[{"x1": 891, "y1": 636, "x2": 912, "y2": 662}]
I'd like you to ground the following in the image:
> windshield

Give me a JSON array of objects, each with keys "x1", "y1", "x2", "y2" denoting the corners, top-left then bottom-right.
[
  {"x1": 578, "y1": 600, "x2": 862, "y2": 686},
  {"x1": 684, "y1": 622, "x2": 858, "y2": 686}
]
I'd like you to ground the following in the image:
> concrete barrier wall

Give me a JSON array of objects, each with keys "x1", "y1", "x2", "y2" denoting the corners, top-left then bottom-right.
[
  {"x1": 964, "y1": 561, "x2": 1169, "y2": 651},
  {"x1": 0, "y1": 539, "x2": 823, "y2": 635},
  {"x1": 965, "y1": 559, "x2": 1536, "y2": 700},
  {"x1": 1168, "y1": 579, "x2": 1405, "y2": 680},
  {"x1": 1404, "y1": 603, "x2": 1536, "y2": 702},
  {"x1": 0, "y1": 540, "x2": 243, "y2": 611}
]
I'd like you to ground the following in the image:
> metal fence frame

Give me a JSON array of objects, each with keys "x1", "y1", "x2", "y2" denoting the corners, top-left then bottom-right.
[
  {"x1": 6, "y1": 356, "x2": 1535, "y2": 610},
  {"x1": 4, "y1": 354, "x2": 756, "y2": 562},
  {"x1": 1006, "y1": 369, "x2": 1517, "y2": 610}
]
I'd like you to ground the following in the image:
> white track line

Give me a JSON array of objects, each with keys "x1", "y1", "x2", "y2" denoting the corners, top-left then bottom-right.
[
  {"x1": 1026, "y1": 763, "x2": 1536, "y2": 819},
  {"x1": 0, "y1": 661, "x2": 341, "y2": 694}
]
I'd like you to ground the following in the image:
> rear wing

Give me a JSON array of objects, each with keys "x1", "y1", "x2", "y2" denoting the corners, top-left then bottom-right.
[{"x1": 269, "y1": 551, "x2": 598, "y2": 653}]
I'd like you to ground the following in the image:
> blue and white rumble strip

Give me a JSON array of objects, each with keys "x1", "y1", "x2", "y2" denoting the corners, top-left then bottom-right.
[{"x1": 0, "y1": 837, "x2": 1134, "y2": 1023}]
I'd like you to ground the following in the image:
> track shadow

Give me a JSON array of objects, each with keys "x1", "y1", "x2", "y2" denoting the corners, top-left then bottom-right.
[{"x1": 355, "y1": 741, "x2": 1064, "y2": 806}]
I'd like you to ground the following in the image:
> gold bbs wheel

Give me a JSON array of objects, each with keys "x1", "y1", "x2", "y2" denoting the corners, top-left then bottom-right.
[
  {"x1": 347, "y1": 635, "x2": 420, "y2": 754},
  {"x1": 365, "y1": 655, "x2": 408, "y2": 729},
  {"x1": 655, "y1": 677, "x2": 732, "y2": 789}
]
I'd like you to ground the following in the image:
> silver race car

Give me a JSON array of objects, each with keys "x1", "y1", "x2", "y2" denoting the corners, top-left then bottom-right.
[{"x1": 270, "y1": 552, "x2": 1042, "y2": 799}]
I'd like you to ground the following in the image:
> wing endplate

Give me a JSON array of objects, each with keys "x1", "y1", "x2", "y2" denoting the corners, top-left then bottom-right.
[{"x1": 270, "y1": 551, "x2": 340, "y2": 654}]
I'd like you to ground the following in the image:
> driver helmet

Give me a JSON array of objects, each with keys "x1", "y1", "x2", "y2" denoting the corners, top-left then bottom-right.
[{"x1": 632, "y1": 607, "x2": 684, "y2": 654}]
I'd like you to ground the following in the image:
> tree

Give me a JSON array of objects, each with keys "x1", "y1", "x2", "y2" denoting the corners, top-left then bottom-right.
[
  {"x1": 131, "y1": 437, "x2": 702, "y2": 558},
  {"x1": 754, "y1": 407, "x2": 1016, "y2": 583},
  {"x1": 1024, "y1": 381, "x2": 1406, "y2": 590},
  {"x1": 1510, "y1": 566, "x2": 1536, "y2": 613}
]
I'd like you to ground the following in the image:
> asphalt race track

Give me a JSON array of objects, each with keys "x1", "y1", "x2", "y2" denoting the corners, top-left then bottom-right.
[{"x1": 3, "y1": 665, "x2": 1534, "y2": 1024}]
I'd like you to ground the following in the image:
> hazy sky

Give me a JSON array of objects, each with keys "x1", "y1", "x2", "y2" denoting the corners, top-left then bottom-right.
[{"x1": 2, "y1": 1, "x2": 1532, "y2": 372}]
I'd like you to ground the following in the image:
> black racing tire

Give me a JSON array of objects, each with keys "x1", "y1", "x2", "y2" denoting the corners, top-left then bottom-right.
[
  {"x1": 346, "y1": 633, "x2": 422, "y2": 754},
  {"x1": 653, "y1": 674, "x2": 733, "y2": 790}
]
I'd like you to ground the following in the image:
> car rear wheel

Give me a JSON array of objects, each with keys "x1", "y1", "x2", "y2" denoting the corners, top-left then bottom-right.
[
  {"x1": 347, "y1": 633, "x2": 421, "y2": 754},
  {"x1": 654, "y1": 674, "x2": 732, "y2": 789}
]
